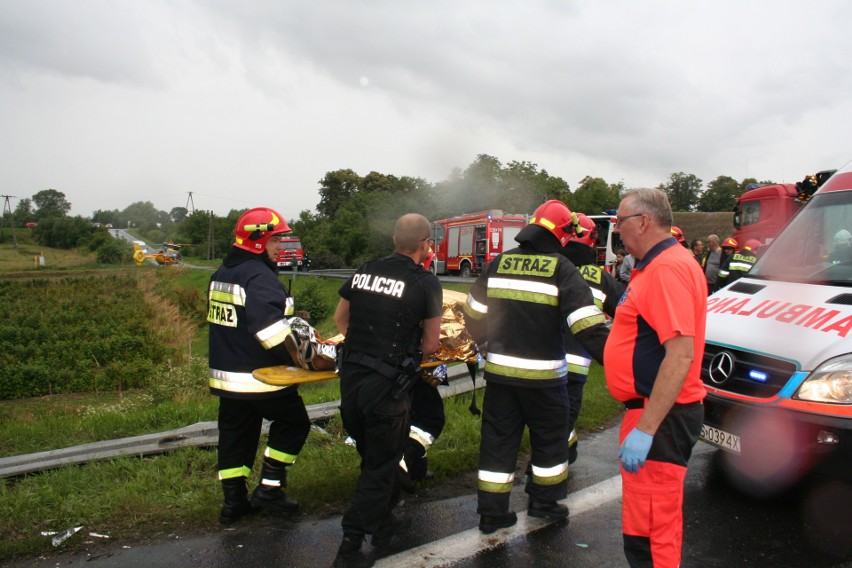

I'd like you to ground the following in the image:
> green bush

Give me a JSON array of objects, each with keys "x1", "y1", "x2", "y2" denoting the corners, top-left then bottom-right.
[
  {"x1": 31, "y1": 216, "x2": 93, "y2": 249},
  {"x1": 0, "y1": 275, "x2": 182, "y2": 400},
  {"x1": 291, "y1": 277, "x2": 332, "y2": 323},
  {"x1": 96, "y1": 238, "x2": 131, "y2": 264}
]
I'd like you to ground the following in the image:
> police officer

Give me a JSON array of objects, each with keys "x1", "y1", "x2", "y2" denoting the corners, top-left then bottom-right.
[
  {"x1": 207, "y1": 207, "x2": 311, "y2": 524},
  {"x1": 560, "y1": 213, "x2": 624, "y2": 465},
  {"x1": 464, "y1": 200, "x2": 610, "y2": 534},
  {"x1": 332, "y1": 213, "x2": 443, "y2": 568}
]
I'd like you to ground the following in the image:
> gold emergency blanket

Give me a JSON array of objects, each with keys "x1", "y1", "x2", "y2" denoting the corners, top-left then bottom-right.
[
  {"x1": 252, "y1": 288, "x2": 478, "y2": 386},
  {"x1": 429, "y1": 289, "x2": 478, "y2": 364}
]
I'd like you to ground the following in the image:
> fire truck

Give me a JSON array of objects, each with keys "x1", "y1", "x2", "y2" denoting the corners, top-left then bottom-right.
[
  {"x1": 430, "y1": 210, "x2": 528, "y2": 277},
  {"x1": 732, "y1": 169, "x2": 836, "y2": 247},
  {"x1": 275, "y1": 236, "x2": 309, "y2": 271}
]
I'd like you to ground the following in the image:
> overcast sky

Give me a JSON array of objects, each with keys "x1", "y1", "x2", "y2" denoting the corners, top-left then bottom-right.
[{"x1": 1, "y1": 1, "x2": 851, "y2": 219}]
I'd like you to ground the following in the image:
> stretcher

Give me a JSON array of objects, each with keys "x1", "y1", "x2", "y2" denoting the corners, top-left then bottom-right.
[
  {"x1": 253, "y1": 289, "x2": 477, "y2": 387},
  {"x1": 252, "y1": 359, "x2": 451, "y2": 387}
]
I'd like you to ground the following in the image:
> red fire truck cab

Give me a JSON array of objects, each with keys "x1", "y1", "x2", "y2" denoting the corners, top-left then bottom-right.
[
  {"x1": 733, "y1": 170, "x2": 836, "y2": 246},
  {"x1": 275, "y1": 236, "x2": 309, "y2": 271},
  {"x1": 430, "y1": 210, "x2": 528, "y2": 277}
]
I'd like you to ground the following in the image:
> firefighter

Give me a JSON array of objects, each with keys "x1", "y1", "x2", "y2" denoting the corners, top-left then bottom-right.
[
  {"x1": 560, "y1": 213, "x2": 625, "y2": 465},
  {"x1": 830, "y1": 229, "x2": 852, "y2": 263},
  {"x1": 464, "y1": 200, "x2": 610, "y2": 534},
  {"x1": 715, "y1": 237, "x2": 739, "y2": 288},
  {"x1": 718, "y1": 238, "x2": 759, "y2": 287},
  {"x1": 332, "y1": 213, "x2": 443, "y2": 568},
  {"x1": 207, "y1": 207, "x2": 311, "y2": 524},
  {"x1": 399, "y1": 378, "x2": 445, "y2": 490},
  {"x1": 670, "y1": 226, "x2": 688, "y2": 248}
]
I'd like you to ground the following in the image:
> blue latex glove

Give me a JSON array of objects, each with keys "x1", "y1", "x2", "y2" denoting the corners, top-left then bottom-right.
[{"x1": 619, "y1": 428, "x2": 654, "y2": 473}]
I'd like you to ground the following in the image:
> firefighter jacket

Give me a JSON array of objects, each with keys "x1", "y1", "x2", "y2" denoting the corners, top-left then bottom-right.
[
  {"x1": 464, "y1": 242, "x2": 609, "y2": 388},
  {"x1": 560, "y1": 241, "x2": 624, "y2": 376},
  {"x1": 339, "y1": 252, "x2": 443, "y2": 366},
  {"x1": 207, "y1": 247, "x2": 296, "y2": 399},
  {"x1": 718, "y1": 250, "x2": 757, "y2": 287}
]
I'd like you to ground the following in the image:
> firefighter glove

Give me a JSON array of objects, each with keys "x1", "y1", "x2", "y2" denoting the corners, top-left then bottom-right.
[{"x1": 619, "y1": 428, "x2": 653, "y2": 473}]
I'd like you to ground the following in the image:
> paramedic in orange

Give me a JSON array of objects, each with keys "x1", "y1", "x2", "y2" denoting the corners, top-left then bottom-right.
[{"x1": 604, "y1": 188, "x2": 707, "y2": 568}]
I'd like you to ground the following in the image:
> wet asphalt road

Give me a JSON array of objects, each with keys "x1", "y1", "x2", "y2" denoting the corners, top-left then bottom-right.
[{"x1": 8, "y1": 424, "x2": 852, "y2": 568}]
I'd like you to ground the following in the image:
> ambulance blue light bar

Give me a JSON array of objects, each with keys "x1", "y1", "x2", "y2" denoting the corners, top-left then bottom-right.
[{"x1": 748, "y1": 369, "x2": 769, "y2": 382}]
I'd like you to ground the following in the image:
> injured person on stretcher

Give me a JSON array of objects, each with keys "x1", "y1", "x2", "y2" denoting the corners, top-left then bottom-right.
[{"x1": 264, "y1": 289, "x2": 478, "y2": 386}]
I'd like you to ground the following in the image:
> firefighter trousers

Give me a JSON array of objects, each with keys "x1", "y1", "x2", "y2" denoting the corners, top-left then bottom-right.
[
  {"x1": 565, "y1": 370, "x2": 588, "y2": 434},
  {"x1": 216, "y1": 389, "x2": 311, "y2": 478},
  {"x1": 477, "y1": 382, "x2": 570, "y2": 516},
  {"x1": 405, "y1": 379, "x2": 446, "y2": 477},
  {"x1": 339, "y1": 363, "x2": 411, "y2": 537},
  {"x1": 619, "y1": 402, "x2": 703, "y2": 568}
]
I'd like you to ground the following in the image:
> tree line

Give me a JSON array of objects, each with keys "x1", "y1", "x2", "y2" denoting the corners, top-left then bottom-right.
[{"x1": 0, "y1": 154, "x2": 774, "y2": 267}]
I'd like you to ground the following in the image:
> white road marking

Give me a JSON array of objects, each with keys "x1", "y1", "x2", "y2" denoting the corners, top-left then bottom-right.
[{"x1": 377, "y1": 474, "x2": 622, "y2": 567}]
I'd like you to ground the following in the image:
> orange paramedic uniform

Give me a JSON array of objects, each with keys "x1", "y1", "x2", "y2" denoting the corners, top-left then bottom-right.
[{"x1": 604, "y1": 236, "x2": 707, "y2": 568}]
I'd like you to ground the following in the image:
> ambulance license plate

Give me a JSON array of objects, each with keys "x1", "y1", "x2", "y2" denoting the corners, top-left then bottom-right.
[{"x1": 700, "y1": 424, "x2": 741, "y2": 454}]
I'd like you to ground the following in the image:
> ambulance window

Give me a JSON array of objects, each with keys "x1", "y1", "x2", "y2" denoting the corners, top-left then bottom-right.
[{"x1": 751, "y1": 191, "x2": 852, "y2": 284}]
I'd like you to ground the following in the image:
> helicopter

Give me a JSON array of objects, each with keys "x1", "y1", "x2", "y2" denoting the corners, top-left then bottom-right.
[{"x1": 132, "y1": 241, "x2": 185, "y2": 266}]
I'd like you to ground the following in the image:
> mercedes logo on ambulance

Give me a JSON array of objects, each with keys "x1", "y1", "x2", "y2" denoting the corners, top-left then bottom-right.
[{"x1": 709, "y1": 351, "x2": 736, "y2": 385}]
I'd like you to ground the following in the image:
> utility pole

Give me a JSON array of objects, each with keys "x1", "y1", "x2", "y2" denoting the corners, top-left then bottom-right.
[
  {"x1": 185, "y1": 192, "x2": 196, "y2": 214},
  {"x1": 0, "y1": 195, "x2": 18, "y2": 248},
  {"x1": 207, "y1": 210, "x2": 215, "y2": 260}
]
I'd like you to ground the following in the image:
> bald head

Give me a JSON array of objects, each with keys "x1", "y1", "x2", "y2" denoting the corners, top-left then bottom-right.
[{"x1": 394, "y1": 213, "x2": 431, "y2": 254}]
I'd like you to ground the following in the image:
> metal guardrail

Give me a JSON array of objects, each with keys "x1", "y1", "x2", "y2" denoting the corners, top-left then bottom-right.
[{"x1": 0, "y1": 364, "x2": 483, "y2": 479}]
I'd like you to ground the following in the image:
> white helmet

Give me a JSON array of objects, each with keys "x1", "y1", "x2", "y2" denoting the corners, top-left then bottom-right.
[{"x1": 834, "y1": 229, "x2": 852, "y2": 247}]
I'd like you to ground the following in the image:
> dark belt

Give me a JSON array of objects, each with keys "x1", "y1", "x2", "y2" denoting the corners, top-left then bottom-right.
[
  {"x1": 623, "y1": 398, "x2": 703, "y2": 410},
  {"x1": 343, "y1": 351, "x2": 400, "y2": 380}
]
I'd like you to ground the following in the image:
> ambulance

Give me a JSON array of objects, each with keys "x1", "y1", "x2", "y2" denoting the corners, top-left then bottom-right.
[{"x1": 700, "y1": 160, "x2": 852, "y2": 493}]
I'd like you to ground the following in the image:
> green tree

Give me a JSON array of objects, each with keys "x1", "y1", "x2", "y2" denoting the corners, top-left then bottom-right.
[
  {"x1": 91, "y1": 209, "x2": 119, "y2": 226},
  {"x1": 697, "y1": 175, "x2": 741, "y2": 212},
  {"x1": 661, "y1": 172, "x2": 703, "y2": 212},
  {"x1": 458, "y1": 154, "x2": 503, "y2": 212},
  {"x1": 13, "y1": 198, "x2": 33, "y2": 225},
  {"x1": 429, "y1": 155, "x2": 571, "y2": 218},
  {"x1": 176, "y1": 210, "x2": 235, "y2": 259},
  {"x1": 119, "y1": 201, "x2": 171, "y2": 232},
  {"x1": 317, "y1": 169, "x2": 361, "y2": 219},
  {"x1": 325, "y1": 202, "x2": 371, "y2": 266},
  {"x1": 32, "y1": 189, "x2": 71, "y2": 219},
  {"x1": 501, "y1": 161, "x2": 571, "y2": 213},
  {"x1": 361, "y1": 171, "x2": 397, "y2": 194},
  {"x1": 32, "y1": 216, "x2": 92, "y2": 249},
  {"x1": 170, "y1": 207, "x2": 189, "y2": 223},
  {"x1": 571, "y1": 176, "x2": 622, "y2": 215}
]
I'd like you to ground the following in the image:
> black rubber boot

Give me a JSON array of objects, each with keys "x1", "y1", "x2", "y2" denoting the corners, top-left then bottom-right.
[
  {"x1": 250, "y1": 458, "x2": 299, "y2": 513},
  {"x1": 479, "y1": 511, "x2": 517, "y2": 534},
  {"x1": 219, "y1": 477, "x2": 253, "y2": 525},
  {"x1": 371, "y1": 509, "x2": 412, "y2": 549},
  {"x1": 528, "y1": 498, "x2": 569, "y2": 520},
  {"x1": 403, "y1": 439, "x2": 429, "y2": 481},
  {"x1": 332, "y1": 534, "x2": 373, "y2": 568}
]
